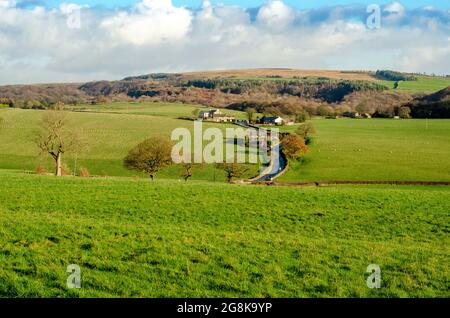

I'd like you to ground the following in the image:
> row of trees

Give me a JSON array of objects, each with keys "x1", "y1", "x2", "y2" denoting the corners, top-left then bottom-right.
[
  {"x1": 186, "y1": 78, "x2": 388, "y2": 103},
  {"x1": 375, "y1": 70, "x2": 417, "y2": 82},
  {"x1": 31, "y1": 103, "x2": 315, "y2": 181},
  {"x1": 123, "y1": 136, "x2": 249, "y2": 183},
  {"x1": 33, "y1": 108, "x2": 250, "y2": 182}
]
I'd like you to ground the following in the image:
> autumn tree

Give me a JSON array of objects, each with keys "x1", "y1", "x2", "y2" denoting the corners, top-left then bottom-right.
[
  {"x1": 398, "y1": 106, "x2": 411, "y2": 119},
  {"x1": 281, "y1": 134, "x2": 308, "y2": 160},
  {"x1": 35, "y1": 106, "x2": 87, "y2": 177},
  {"x1": 216, "y1": 163, "x2": 248, "y2": 183},
  {"x1": 124, "y1": 136, "x2": 173, "y2": 180}
]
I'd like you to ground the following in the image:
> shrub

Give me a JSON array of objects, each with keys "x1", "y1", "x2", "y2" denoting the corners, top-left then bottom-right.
[
  {"x1": 79, "y1": 167, "x2": 90, "y2": 178},
  {"x1": 398, "y1": 106, "x2": 411, "y2": 119},
  {"x1": 305, "y1": 136, "x2": 314, "y2": 146},
  {"x1": 61, "y1": 164, "x2": 71, "y2": 176},
  {"x1": 297, "y1": 156, "x2": 312, "y2": 165},
  {"x1": 35, "y1": 165, "x2": 48, "y2": 175}
]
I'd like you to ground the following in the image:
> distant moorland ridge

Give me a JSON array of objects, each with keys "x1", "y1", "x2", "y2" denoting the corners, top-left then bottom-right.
[{"x1": 0, "y1": 69, "x2": 449, "y2": 118}]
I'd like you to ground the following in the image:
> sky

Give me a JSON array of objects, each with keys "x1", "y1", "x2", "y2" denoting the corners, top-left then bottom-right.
[
  {"x1": 0, "y1": 0, "x2": 449, "y2": 84},
  {"x1": 25, "y1": 0, "x2": 450, "y2": 10}
]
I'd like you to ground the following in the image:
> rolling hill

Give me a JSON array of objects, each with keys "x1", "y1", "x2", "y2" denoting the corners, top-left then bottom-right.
[{"x1": 1, "y1": 69, "x2": 448, "y2": 111}]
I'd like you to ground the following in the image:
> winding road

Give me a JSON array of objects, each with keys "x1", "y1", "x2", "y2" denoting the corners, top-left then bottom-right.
[
  {"x1": 235, "y1": 121, "x2": 288, "y2": 182},
  {"x1": 253, "y1": 142, "x2": 288, "y2": 182}
]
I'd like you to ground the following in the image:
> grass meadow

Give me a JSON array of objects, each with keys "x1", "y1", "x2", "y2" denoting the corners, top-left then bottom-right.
[
  {"x1": 0, "y1": 102, "x2": 449, "y2": 298},
  {"x1": 379, "y1": 76, "x2": 450, "y2": 94},
  {"x1": 280, "y1": 118, "x2": 450, "y2": 182},
  {"x1": 0, "y1": 104, "x2": 257, "y2": 181},
  {"x1": 2, "y1": 104, "x2": 450, "y2": 182},
  {"x1": 0, "y1": 171, "x2": 448, "y2": 297},
  {"x1": 70, "y1": 102, "x2": 248, "y2": 120}
]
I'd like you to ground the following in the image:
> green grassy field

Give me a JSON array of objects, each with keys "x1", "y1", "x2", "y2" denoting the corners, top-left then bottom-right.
[
  {"x1": 2, "y1": 105, "x2": 450, "y2": 183},
  {"x1": 379, "y1": 76, "x2": 450, "y2": 94},
  {"x1": 0, "y1": 105, "x2": 257, "y2": 181},
  {"x1": 0, "y1": 102, "x2": 449, "y2": 298},
  {"x1": 0, "y1": 171, "x2": 448, "y2": 297},
  {"x1": 280, "y1": 118, "x2": 450, "y2": 182},
  {"x1": 228, "y1": 75, "x2": 449, "y2": 94},
  {"x1": 70, "y1": 102, "x2": 248, "y2": 120}
]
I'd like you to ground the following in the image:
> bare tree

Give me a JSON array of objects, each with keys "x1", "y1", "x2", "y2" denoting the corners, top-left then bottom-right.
[{"x1": 35, "y1": 106, "x2": 87, "y2": 177}]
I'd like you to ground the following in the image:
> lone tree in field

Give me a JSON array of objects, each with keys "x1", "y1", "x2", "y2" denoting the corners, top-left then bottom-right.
[
  {"x1": 35, "y1": 106, "x2": 86, "y2": 177},
  {"x1": 295, "y1": 122, "x2": 316, "y2": 144},
  {"x1": 124, "y1": 136, "x2": 173, "y2": 180},
  {"x1": 246, "y1": 108, "x2": 257, "y2": 123},
  {"x1": 296, "y1": 122, "x2": 316, "y2": 138},
  {"x1": 216, "y1": 163, "x2": 248, "y2": 183},
  {"x1": 281, "y1": 134, "x2": 308, "y2": 160},
  {"x1": 191, "y1": 108, "x2": 200, "y2": 120}
]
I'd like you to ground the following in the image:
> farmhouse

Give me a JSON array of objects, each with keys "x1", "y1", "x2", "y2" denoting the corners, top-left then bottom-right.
[
  {"x1": 343, "y1": 112, "x2": 372, "y2": 119},
  {"x1": 260, "y1": 116, "x2": 284, "y2": 126},
  {"x1": 198, "y1": 109, "x2": 235, "y2": 123}
]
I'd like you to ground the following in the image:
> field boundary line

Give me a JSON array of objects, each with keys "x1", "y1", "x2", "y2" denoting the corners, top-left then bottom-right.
[{"x1": 253, "y1": 180, "x2": 450, "y2": 187}]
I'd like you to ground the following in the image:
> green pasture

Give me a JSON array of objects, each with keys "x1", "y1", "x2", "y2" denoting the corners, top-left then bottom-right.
[
  {"x1": 0, "y1": 171, "x2": 448, "y2": 297},
  {"x1": 279, "y1": 118, "x2": 450, "y2": 182}
]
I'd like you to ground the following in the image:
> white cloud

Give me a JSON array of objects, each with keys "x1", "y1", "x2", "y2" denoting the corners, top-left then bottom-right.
[
  {"x1": 100, "y1": 0, "x2": 192, "y2": 45},
  {"x1": 256, "y1": 0, "x2": 295, "y2": 31},
  {"x1": 0, "y1": 0, "x2": 15, "y2": 8},
  {"x1": 384, "y1": 1, "x2": 405, "y2": 15},
  {"x1": 0, "y1": 0, "x2": 449, "y2": 85}
]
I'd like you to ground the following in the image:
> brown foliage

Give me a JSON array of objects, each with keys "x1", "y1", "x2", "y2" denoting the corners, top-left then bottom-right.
[
  {"x1": 281, "y1": 134, "x2": 308, "y2": 160},
  {"x1": 79, "y1": 167, "x2": 90, "y2": 178},
  {"x1": 35, "y1": 165, "x2": 48, "y2": 175}
]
